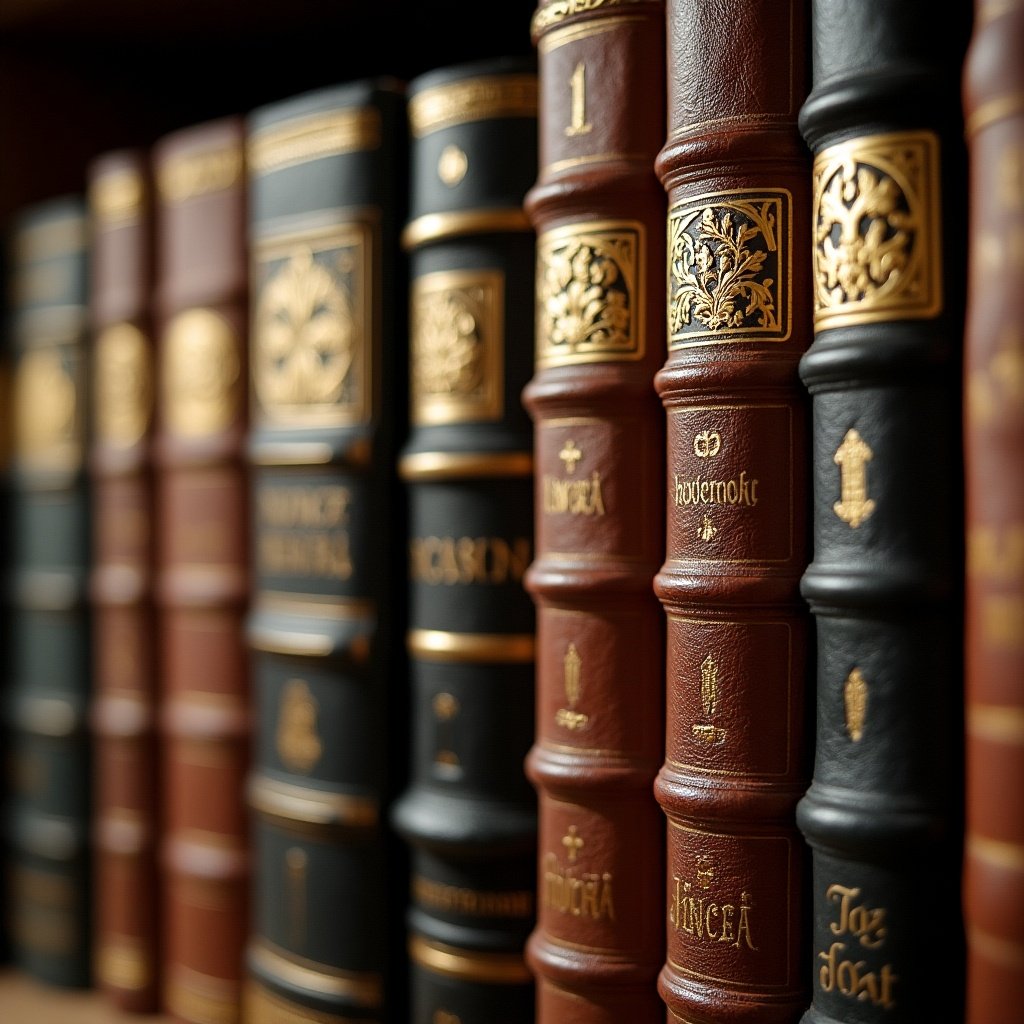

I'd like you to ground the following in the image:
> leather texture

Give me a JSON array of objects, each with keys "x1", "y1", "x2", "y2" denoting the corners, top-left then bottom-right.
[
  {"x1": 963, "y1": 2, "x2": 1024, "y2": 1019},
  {"x1": 389, "y1": 56, "x2": 539, "y2": 1024},
  {"x1": 6, "y1": 195, "x2": 92, "y2": 989},
  {"x1": 244, "y1": 79, "x2": 409, "y2": 1023},
  {"x1": 153, "y1": 116, "x2": 251, "y2": 1024},
  {"x1": 522, "y1": 3, "x2": 668, "y2": 1021},
  {"x1": 796, "y1": 1, "x2": 970, "y2": 1021},
  {"x1": 654, "y1": 1, "x2": 813, "y2": 1021},
  {"x1": 87, "y1": 147, "x2": 161, "y2": 1013}
]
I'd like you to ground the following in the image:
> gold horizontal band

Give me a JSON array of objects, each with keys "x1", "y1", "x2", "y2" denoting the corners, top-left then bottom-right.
[
  {"x1": 409, "y1": 74, "x2": 537, "y2": 135},
  {"x1": 89, "y1": 167, "x2": 144, "y2": 225},
  {"x1": 407, "y1": 628, "x2": 535, "y2": 663},
  {"x1": 399, "y1": 450, "x2": 533, "y2": 480},
  {"x1": 248, "y1": 773, "x2": 378, "y2": 829},
  {"x1": 249, "y1": 108, "x2": 382, "y2": 174},
  {"x1": 967, "y1": 924, "x2": 1024, "y2": 968},
  {"x1": 967, "y1": 91, "x2": 1024, "y2": 138},
  {"x1": 532, "y1": 0, "x2": 650, "y2": 34},
  {"x1": 402, "y1": 208, "x2": 532, "y2": 250},
  {"x1": 245, "y1": 980, "x2": 376, "y2": 1024},
  {"x1": 253, "y1": 590, "x2": 375, "y2": 619},
  {"x1": 968, "y1": 833, "x2": 1024, "y2": 872},
  {"x1": 968, "y1": 703, "x2": 1024, "y2": 744},
  {"x1": 165, "y1": 967, "x2": 240, "y2": 1024},
  {"x1": 539, "y1": 12, "x2": 642, "y2": 50},
  {"x1": 249, "y1": 441, "x2": 336, "y2": 466},
  {"x1": 248, "y1": 625, "x2": 335, "y2": 657},
  {"x1": 248, "y1": 939, "x2": 382, "y2": 1007},
  {"x1": 408, "y1": 934, "x2": 531, "y2": 984}
]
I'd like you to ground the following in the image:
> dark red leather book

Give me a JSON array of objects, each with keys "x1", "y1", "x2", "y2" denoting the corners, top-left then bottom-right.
[
  {"x1": 87, "y1": 149, "x2": 161, "y2": 1013},
  {"x1": 963, "y1": 1, "x2": 1024, "y2": 1018},
  {"x1": 653, "y1": 1, "x2": 813, "y2": 1021},
  {"x1": 521, "y1": 3, "x2": 668, "y2": 1021},
  {"x1": 152, "y1": 117, "x2": 250, "y2": 1024}
]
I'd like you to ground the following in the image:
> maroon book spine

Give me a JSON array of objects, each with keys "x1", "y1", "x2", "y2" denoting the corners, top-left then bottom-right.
[
  {"x1": 963, "y1": 1, "x2": 1024, "y2": 1018},
  {"x1": 522, "y1": 2, "x2": 668, "y2": 1021},
  {"x1": 88, "y1": 149, "x2": 161, "y2": 1012},
  {"x1": 653, "y1": 1, "x2": 812, "y2": 1021},
  {"x1": 152, "y1": 117, "x2": 251, "y2": 1024}
]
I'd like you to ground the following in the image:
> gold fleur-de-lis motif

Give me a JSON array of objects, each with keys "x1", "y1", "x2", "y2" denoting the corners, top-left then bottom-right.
[
  {"x1": 844, "y1": 668, "x2": 869, "y2": 742},
  {"x1": 698, "y1": 514, "x2": 717, "y2": 543}
]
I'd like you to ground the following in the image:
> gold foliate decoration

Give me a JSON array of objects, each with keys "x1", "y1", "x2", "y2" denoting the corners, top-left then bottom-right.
[
  {"x1": 411, "y1": 269, "x2": 504, "y2": 425},
  {"x1": 536, "y1": 221, "x2": 643, "y2": 366},
  {"x1": 843, "y1": 668, "x2": 869, "y2": 742},
  {"x1": 162, "y1": 308, "x2": 239, "y2": 438},
  {"x1": 833, "y1": 428, "x2": 876, "y2": 529},
  {"x1": 276, "y1": 679, "x2": 322, "y2": 775},
  {"x1": 254, "y1": 224, "x2": 371, "y2": 426},
  {"x1": 812, "y1": 131, "x2": 942, "y2": 328},
  {"x1": 532, "y1": 0, "x2": 621, "y2": 33},
  {"x1": 14, "y1": 345, "x2": 80, "y2": 471},
  {"x1": 668, "y1": 190, "x2": 790, "y2": 346},
  {"x1": 95, "y1": 323, "x2": 152, "y2": 447}
]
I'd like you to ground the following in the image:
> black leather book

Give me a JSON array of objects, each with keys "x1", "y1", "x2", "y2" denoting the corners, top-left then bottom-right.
[
  {"x1": 796, "y1": 3, "x2": 970, "y2": 1020},
  {"x1": 244, "y1": 78, "x2": 409, "y2": 1023},
  {"x1": 389, "y1": 56, "x2": 539, "y2": 1024},
  {"x1": 4, "y1": 197, "x2": 92, "y2": 988}
]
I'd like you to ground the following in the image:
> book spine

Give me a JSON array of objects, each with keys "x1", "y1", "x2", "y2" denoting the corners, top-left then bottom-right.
[
  {"x1": 653, "y1": 2, "x2": 812, "y2": 1021},
  {"x1": 6, "y1": 198, "x2": 92, "y2": 988},
  {"x1": 963, "y1": 1, "x2": 1024, "y2": 1018},
  {"x1": 242, "y1": 79, "x2": 408, "y2": 1024},
  {"x1": 390, "y1": 57, "x2": 539, "y2": 1024},
  {"x1": 522, "y1": 4, "x2": 667, "y2": 1020},
  {"x1": 153, "y1": 118, "x2": 251, "y2": 1024},
  {"x1": 797, "y1": 2, "x2": 970, "y2": 1021},
  {"x1": 87, "y1": 149, "x2": 161, "y2": 1013}
]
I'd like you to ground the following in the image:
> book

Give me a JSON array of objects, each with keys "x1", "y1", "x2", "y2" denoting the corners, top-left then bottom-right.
[
  {"x1": 963, "y1": 1, "x2": 1024, "y2": 1018},
  {"x1": 5, "y1": 196, "x2": 92, "y2": 988},
  {"x1": 652, "y1": 1, "x2": 813, "y2": 1021},
  {"x1": 389, "y1": 55, "x2": 539, "y2": 1024},
  {"x1": 521, "y1": 2, "x2": 668, "y2": 1019},
  {"x1": 152, "y1": 116, "x2": 251, "y2": 1024},
  {"x1": 796, "y1": 2, "x2": 970, "y2": 1020},
  {"x1": 86, "y1": 148, "x2": 161, "y2": 1013},
  {"x1": 242, "y1": 78, "x2": 409, "y2": 1024}
]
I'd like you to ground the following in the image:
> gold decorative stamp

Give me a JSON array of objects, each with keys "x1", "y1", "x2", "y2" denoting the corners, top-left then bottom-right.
[
  {"x1": 95, "y1": 323, "x2": 152, "y2": 447},
  {"x1": 276, "y1": 679, "x2": 322, "y2": 775},
  {"x1": 833, "y1": 429, "x2": 875, "y2": 529}
]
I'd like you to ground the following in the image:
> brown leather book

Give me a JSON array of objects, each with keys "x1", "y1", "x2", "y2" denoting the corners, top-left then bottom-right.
[
  {"x1": 152, "y1": 117, "x2": 250, "y2": 1024},
  {"x1": 522, "y1": 3, "x2": 668, "y2": 1021},
  {"x1": 87, "y1": 149, "x2": 161, "y2": 1012},
  {"x1": 964, "y1": 1, "x2": 1024, "y2": 1018},
  {"x1": 653, "y1": 2, "x2": 812, "y2": 1021}
]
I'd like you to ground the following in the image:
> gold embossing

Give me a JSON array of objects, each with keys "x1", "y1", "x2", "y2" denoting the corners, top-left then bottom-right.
[
  {"x1": 532, "y1": 0, "x2": 621, "y2": 33},
  {"x1": 406, "y1": 629, "x2": 535, "y2": 663},
  {"x1": 411, "y1": 269, "x2": 504, "y2": 425},
  {"x1": 276, "y1": 680, "x2": 322, "y2": 775},
  {"x1": 90, "y1": 167, "x2": 143, "y2": 224},
  {"x1": 97, "y1": 939, "x2": 151, "y2": 991},
  {"x1": 158, "y1": 145, "x2": 242, "y2": 203},
  {"x1": 286, "y1": 847, "x2": 308, "y2": 950},
  {"x1": 543, "y1": 470, "x2": 606, "y2": 516},
  {"x1": 693, "y1": 430, "x2": 721, "y2": 458},
  {"x1": 673, "y1": 471, "x2": 760, "y2": 508},
  {"x1": 566, "y1": 62, "x2": 593, "y2": 136},
  {"x1": 668, "y1": 866, "x2": 757, "y2": 950},
  {"x1": 409, "y1": 75, "x2": 538, "y2": 136},
  {"x1": 246, "y1": 981, "x2": 377, "y2": 1024},
  {"x1": 556, "y1": 643, "x2": 589, "y2": 730},
  {"x1": 559, "y1": 438, "x2": 583, "y2": 473},
  {"x1": 438, "y1": 144, "x2": 468, "y2": 186},
  {"x1": 409, "y1": 536, "x2": 531, "y2": 585},
  {"x1": 14, "y1": 345, "x2": 80, "y2": 471},
  {"x1": 412, "y1": 876, "x2": 534, "y2": 918},
  {"x1": 692, "y1": 654, "x2": 726, "y2": 746},
  {"x1": 813, "y1": 131, "x2": 942, "y2": 327},
  {"x1": 968, "y1": 326, "x2": 1024, "y2": 426},
  {"x1": 669, "y1": 194, "x2": 788, "y2": 345},
  {"x1": 257, "y1": 484, "x2": 353, "y2": 583},
  {"x1": 162, "y1": 309, "x2": 239, "y2": 438},
  {"x1": 249, "y1": 939, "x2": 382, "y2": 1006},
  {"x1": 543, "y1": 837, "x2": 615, "y2": 921},
  {"x1": 698, "y1": 514, "x2": 717, "y2": 543},
  {"x1": 562, "y1": 825, "x2": 584, "y2": 862},
  {"x1": 433, "y1": 692, "x2": 460, "y2": 769},
  {"x1": 843, "y1": 668, "x2": 868, "y2": 742},
  {"x1": 408, "y1": 935, "x2": 532, "y2": 984},
  {"x1": 833, "y1": 428, "x2": 875, "y2": 528},
  {"x1": 95, "y1": 323, "x2": 152, "y2": 447},
  {"x1": 536, "y1": 221, "x2": 644, "y2": 366},
  {"x1": 248, "y1": 108, "x2": 382, "y2": 174}
]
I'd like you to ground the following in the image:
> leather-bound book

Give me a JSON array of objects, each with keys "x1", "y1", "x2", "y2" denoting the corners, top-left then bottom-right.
[
  {"x1": 5, "y1": 196, "x2": 92, "y2": 987},
  {"x1": 797, "y1": 2, "x2": 970, "y2": 1021},
  {"x1": 653, "y1": 2, "x2": 812, "y2": 1022},
  {"x1": 152, "y1": 117, "x2": 251, "y2": 1024},
  {"x1": 963, "y1": 1, "x2": 1024, "y2": 1018},
  {"x1": 390, "y1": 57, "x2": 538, "y2": 1024},
  {"x1": 86, "y1": 148, "x2": 161, "y2": 1013},
  {"x1": 242, "y1": 79, "x2": 408, "y2": 1024},
  {"x1": 521, "y1": 3, "x2": 667, "y2": 1021}
]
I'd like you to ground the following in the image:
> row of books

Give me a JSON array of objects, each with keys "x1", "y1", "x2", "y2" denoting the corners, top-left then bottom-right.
[{"x1": 1, "y1": 1, "x2": 1021, "y2": 1024}]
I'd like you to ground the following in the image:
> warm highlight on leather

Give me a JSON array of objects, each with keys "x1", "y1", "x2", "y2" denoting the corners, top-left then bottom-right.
[
  {"x1": 153, "y1": 116, "x2": 250, "y2": 1024},
  {"x1": 88, "y1": 147, "x2": 161, "y2": 1013},
  {"x1": 963, "y1": 2, "x2": 1024, "y2": 1019},
  {"x1": 654, "y1": 2, "x2": 812, "y2": 1022},
  {"x1": 523, "y1": 3, "x2": 667, "y2": 1021}
]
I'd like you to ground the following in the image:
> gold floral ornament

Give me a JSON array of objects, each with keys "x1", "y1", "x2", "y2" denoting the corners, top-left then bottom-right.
[
  {"x1": 255, "y1": 247, "x2": 355, "y2": 411},
  {"x1": 668, "y1": 195, "x2": 786, "y2": 346},
  {"x1": 536, "y1": 224, "x2": 642, "y2": 366},
  {"x1": 414, "y1": 290, "x2": 483, "y2": 397},
  {"x1": 14, "y1": 345, "x2": 80, "y2": 470}
]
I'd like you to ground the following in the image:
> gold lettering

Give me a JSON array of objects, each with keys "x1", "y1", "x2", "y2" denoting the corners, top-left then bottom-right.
[
  {"x1": 668, "y1": 874, "x2": 757, "y2": 950},
  {"x1": 409, "y1": 536, "x2": 531, "y2": 585},
  {"x1": 542, "y1": 853, "x2": 615, "y2": 921},
  {"x1": 826, "y1": 884, "x2": 886, "y2": 947},
  {"x1": 258, "y1": 532, "x2": 352, "y2": 580},
  {"x1": 818, "y1": 941, "x2": 898, "y2": 1008},
  {"x1": 672, "y1": 470, "x2": 759, "y2": 508},
  {"x1": 543, "y1": 471, "x2": 607, "y2": 516},
  {"x1": 565, "y1": 62, "x2": 592, "y2": 137},
  {"x1": 413, "y1": 877, "x2": 533, "y2": 918},
  {"x1": 258, "y1": 486, "x2": 351, "y2": 528}
]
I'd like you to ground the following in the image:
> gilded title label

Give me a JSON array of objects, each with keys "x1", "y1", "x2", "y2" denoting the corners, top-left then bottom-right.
[
  {"x1": 14, "y1": 344, "x2": 81, "y2": 471},
  {"x1": 817, "y1": 884, "x2": 897, "y2": 1008},
  {"x1": 162, "y1": 308, "x2": 240, "y2": 438},
  {"x1": 411, "y1": 269, "x2": 504, "y2": 425},
  {"x1": 409, "y1": 536, "x2": 531, "y2": 586},
  {"x1": 668, "y1": 857, "x2": 757, "y2": 950},
  {"x1": 668, "y1": 190, "x2": 791, "y2": 347},
  {"x1": 276, "y1": 679, "x2": 322, "y2": 774},
  {"x1": 544, "y1": 437, "x2": 607, "y2": 517},
  {"x1": 543, "y1": 826, "x2": 615, "y2": 921},
  {"x1": 536, "y1": 221, "x2": 644, "y2": 366},
  {"x1": 812, "y1": 131, "x2": 942, "y2": 328},
  {"x1": 258, "y1": 484, "x2": 353, "y2": 581},
  {"x1": 254, "y1": 223, "x2": 372, "y2": 427},
  {"x1": 95, "y1": 323, "x2": 152, "y2": 447}
]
